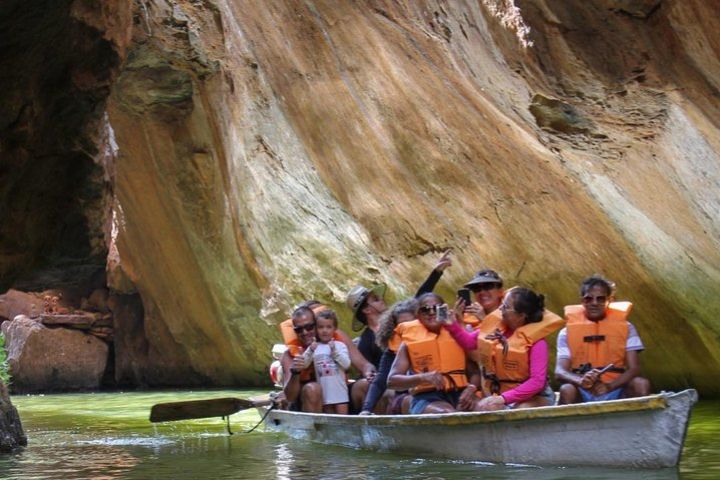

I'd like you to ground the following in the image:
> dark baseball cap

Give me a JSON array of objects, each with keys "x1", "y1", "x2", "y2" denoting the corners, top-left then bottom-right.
[{"x1": 464, "y1": 269, "x2": 503, "y2": 288}]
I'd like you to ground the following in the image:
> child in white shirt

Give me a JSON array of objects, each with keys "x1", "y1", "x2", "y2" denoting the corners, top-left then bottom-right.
[{"x1": 302, "y1": 309, "x2": 351, "y2": 414}]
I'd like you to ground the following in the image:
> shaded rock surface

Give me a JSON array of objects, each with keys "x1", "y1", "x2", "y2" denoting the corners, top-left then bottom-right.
[
  {"x1": 0, "y1": 290, "x2": 45, "y2": 323},
  {"x1": 0, "y1": 379, "x2": 26, "y2": 452},
  {"x1": 529, "y1": 94, "x2": 594, "y2": 134},
  {"x1": 1, "y1": 0, "x2": 719, "y2": 394},
  {"x1": 2, "y1": 316, "x2": 108, "y2": 392}
]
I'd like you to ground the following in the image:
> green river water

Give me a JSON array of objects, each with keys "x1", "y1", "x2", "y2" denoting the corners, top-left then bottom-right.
[{"x1": 0, "y1": 390, "x2": 717, "y2": 479}]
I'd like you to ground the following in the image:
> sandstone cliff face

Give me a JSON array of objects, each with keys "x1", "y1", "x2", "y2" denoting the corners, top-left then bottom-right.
[{"x1": 2, "y1": 1, "x2": 719, "y2": 393}]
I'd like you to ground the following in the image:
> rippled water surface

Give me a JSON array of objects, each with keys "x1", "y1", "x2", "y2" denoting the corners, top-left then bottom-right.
[{"x1": 1, "y1": 391, "x2": 718, "y2": 479}]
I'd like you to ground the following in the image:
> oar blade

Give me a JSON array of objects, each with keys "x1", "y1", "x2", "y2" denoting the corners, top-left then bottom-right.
[{"x1": 150, "y1": 397, "x2": 255, "y2": 423}]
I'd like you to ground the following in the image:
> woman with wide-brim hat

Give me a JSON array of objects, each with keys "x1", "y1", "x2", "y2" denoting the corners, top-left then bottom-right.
[{"x1": 461, "y1": 269, "x2": 505, "y2": 325}]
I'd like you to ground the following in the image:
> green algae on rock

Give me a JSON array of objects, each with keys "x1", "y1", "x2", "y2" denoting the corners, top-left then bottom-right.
[{"x1": 0, "y1": 379, "x2": 26, "y2": 452}]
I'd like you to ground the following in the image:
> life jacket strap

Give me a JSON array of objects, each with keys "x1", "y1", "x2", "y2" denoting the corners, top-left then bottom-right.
[
  {"x1": 482, "y1": 371, "x2": 521, "y2": 394},
  {"x1": 442, "y1": 369, "x2": 467, "y2": 392},
  {"x1": 484, "y1": 328, "x2": 509, "y2": 356},
  {"x1": 583, "y1": 335, "x2": 606, "y2": 342}
]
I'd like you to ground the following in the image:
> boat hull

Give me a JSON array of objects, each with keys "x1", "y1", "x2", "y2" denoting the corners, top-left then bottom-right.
[{"x1": 261, "y1": 389, "x2": 697, "y2": 468}]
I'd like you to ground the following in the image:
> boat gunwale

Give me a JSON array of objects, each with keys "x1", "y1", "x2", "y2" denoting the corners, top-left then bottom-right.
[{"x1": 263, "y1": 389, "x2": 697, "y2": 427}]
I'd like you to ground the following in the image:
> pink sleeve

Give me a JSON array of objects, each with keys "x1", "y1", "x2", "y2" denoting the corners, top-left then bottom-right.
[
  {"x1": 500, "y1": 339, "x2": 549, "y2": 404},
  {"x1": 443, "y1": 322, "x2": 479, "y2": 351}
]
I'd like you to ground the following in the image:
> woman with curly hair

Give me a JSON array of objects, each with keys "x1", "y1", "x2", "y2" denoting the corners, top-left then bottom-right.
[{"x1": 359, "y1": 298, "x2": 418, "y2": 415}]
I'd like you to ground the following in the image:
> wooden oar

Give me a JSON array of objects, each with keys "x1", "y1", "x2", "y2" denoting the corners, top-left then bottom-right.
[{"x1": 150, "y1": 396, "x2": 273, "y2": 423}]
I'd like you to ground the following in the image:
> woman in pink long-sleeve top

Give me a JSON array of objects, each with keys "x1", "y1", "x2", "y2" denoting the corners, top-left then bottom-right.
[{"x1": 446, "y1": 287, "x2": 564, "y2": 411}]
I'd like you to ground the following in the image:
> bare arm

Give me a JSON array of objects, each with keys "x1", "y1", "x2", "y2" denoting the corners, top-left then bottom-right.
[
  {"x1": 387, "y1": 343, "x2": 444, "y2": 391},
  {"x1": 607, "y1": 350, "x2": 641, "y2": 391},
  {"x1": 555, "y1": 357, "x2": 583, "y2": 387},
  {"x1": 336, "y1": 328, "x2": 375, "y2": 378},
  {"x1": 281, "y1": 351, "x2": 303, "y2": 403},
  {"x1": 556, "y1": 357, "x2": 601, "y2": 390},
  {"x1": 457, "y1": 359, "x2": 482, "y2": 410},
  {"x1": 331, "y1": 341, "x2": 352, "y2": 370}
]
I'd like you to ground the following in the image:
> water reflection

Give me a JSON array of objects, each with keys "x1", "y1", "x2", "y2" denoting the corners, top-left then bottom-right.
[
  {"x1": 3, "y1": 444, "x2": 140, "y2": 480},
  {"x1": 266, "y1": 439, "x2": 682, "y2": 480},
  {"x1": 0, "y1": 391, "x2": 716, "y2": 480},
  {"x1": 274, "y1": 443, "x2": 294, "y2": 480}
]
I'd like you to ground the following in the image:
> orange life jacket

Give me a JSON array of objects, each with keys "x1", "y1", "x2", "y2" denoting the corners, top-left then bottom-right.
[
  {"x1": 387, "y1": 330, "x2": 403, "y2": 353},
  {"x1": 475, "y1": 310, "x2": 564, "y2": 394},
  {"x1": 403, "y1": 320, "x2": 469, "y2": 394},
  {"x1": 461, "y1": 304, "x2": 506, "y2": 330},
  {"x1": 462, "y1": 313, "x2": 481, "y2": 329},
  {"x1": 389, "y1": 319, "x2": 426, "y2": 352},
  {"x1": 565, "y1": 302, "x2": 631, "y2": 383},
  {"x1": 279, "y1": 304, "x2": 333, "y2": 382}
]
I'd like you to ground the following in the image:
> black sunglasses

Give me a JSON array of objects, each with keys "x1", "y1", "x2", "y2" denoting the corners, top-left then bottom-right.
[
  {"x1": 418, "y1": 305, "x2": 437, "y2": 314},
  {"x1": 469, "y1": 283, "x2": 502, "y2": 292},
  {"x1": 582, "y1": 295, "x2": 607, "y2": 304},
  {"x1": 293, "y1": 322, "x2": 316, "y2": 333}
]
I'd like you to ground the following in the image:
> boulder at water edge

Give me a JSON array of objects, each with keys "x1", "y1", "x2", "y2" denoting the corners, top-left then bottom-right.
[
  {"x1": 2, "y1": 316, "x2": 108, "y2": 393},
  {"x1": 0, "y1": 379, "x2": 26, "y2": 452}
]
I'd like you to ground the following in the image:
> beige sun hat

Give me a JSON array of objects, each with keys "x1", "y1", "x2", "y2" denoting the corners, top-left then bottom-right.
[{"x1": 346, "y1": 284, "x2": 386, "y2": 331}]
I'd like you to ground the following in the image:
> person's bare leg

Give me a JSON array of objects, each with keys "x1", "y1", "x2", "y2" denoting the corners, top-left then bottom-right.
[
  {"x1": 375, "y1": 389, "x2": 394, "y2": 414},
  {"x1": 300, "y1": 382, "x2": 323, "y2": 413},
  {"x1": 401, "y1": 394, "x2": 413, "y2": 415},
  {"x1": 512, "y1": 395, "x2": 552, "y2": 409},
  {"x1": 335, "y1": 403, "x2": 349, "y2": 415},
  {"x1": 558, "y1": 383, "x2": 581, "y2": 405},
  {"x1": 622, "y1": 377, "x2": 651, "y2": 398},
  {"x1": 421, "y1": 401, "x2": 455, "y2": 414}
]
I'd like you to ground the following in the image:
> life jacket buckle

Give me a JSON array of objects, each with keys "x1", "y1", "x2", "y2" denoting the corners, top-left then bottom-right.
[
  {"x1": 572, "y1": 363, "x2": 593, "y2": 374},
  {"x1": 583, "y1": 334, "x2": 606, "y2": 343}
]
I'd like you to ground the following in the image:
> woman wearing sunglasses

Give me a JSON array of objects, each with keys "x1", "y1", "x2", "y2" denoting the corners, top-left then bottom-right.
[
  {"x1": 459, "y1": 269, "x2": 505, "y2": 329},
  {"x1": 387, "y1": 293, "x2": 481, "y2": 414}
]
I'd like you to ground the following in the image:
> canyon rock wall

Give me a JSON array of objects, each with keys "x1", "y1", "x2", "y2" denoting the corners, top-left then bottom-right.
[{"x1": 1, "y1": 0, "x2": 719, "y2": 393}]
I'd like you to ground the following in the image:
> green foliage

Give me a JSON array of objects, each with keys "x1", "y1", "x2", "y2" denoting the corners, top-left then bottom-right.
[{"x1": 0, "y1": 331, "x2": 9, "y2": 385}]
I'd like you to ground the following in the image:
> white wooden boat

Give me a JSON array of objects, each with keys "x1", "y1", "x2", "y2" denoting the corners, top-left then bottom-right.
[{"x1": 260, "y1": 389, "x2": 697, "y2": 468}]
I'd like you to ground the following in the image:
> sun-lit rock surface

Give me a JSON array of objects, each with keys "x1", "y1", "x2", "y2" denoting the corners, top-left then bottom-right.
[
  {"x1": 2, "y1": 316, "x2": 109, "y2": 393},
  {"x1": 1, "y1": 0, "x2": 719, "y2": 393}
]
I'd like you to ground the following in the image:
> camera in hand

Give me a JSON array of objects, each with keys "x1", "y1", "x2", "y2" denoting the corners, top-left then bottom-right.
[{"x1": 436, "y1": 304, "x2": 450, "y2": 324}]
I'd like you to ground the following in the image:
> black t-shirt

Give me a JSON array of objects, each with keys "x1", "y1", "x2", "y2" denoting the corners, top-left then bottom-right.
[{"x1": 357, "y1": 327, "x2": 383, "y2": 368}]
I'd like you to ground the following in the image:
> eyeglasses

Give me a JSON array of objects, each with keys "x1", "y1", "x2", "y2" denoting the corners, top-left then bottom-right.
[
  {"x1": 582, "y1": 295, "x2": 608, "y2": 304},
  {"x1": 499, "y1": 303, "x2": 516, "y2": 313},
  {"x1": 293, "y1": 322, "x2": 316, "y2": 333},
  {"x1": 418, "y1": 305, "x2": 437, "y2": 314},
  {"x1": 470, "y1": 283, "x2": 502, "y2": 293}
]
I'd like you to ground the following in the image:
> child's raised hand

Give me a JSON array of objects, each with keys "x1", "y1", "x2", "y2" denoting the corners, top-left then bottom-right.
[
  {"x1": 328, "y1": 340, "x2": 335, "y2": 351},
  {"x1": 309, "y1": 341, "x2": 318, "y2": 352}
]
